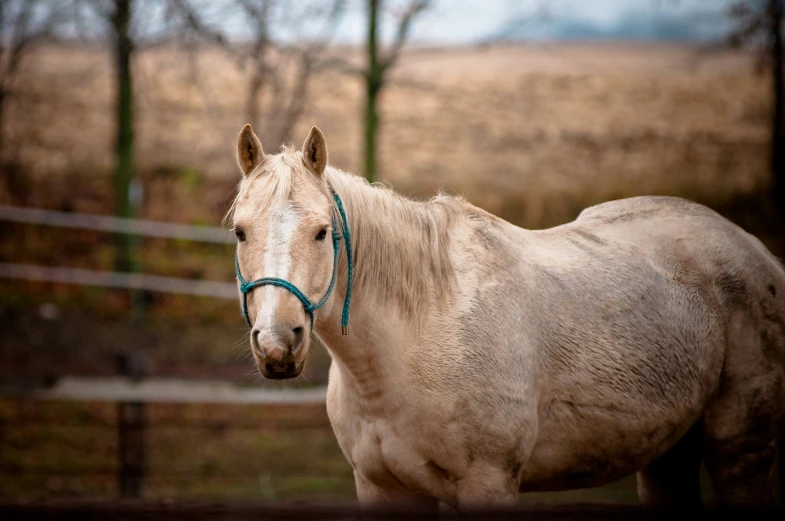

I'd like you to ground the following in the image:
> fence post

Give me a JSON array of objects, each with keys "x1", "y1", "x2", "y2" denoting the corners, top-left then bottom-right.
[{"x1": 117, "y1": 352, "x2": 147, "y2": 499}]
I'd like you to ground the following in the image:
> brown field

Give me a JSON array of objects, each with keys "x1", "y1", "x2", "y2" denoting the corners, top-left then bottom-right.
[{"x1": 3, "y1": 41, "x2": 771, "y2": 219}]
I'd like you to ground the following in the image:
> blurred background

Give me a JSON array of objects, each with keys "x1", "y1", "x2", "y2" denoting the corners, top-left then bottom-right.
[{"x1": 1, "y1": 0, "x2": 783, "y2": 512}]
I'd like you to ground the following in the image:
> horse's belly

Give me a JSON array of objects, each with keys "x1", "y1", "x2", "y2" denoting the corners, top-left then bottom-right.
[{"x1": 519, "y1": 397, "x2": 701, "y2": 491}]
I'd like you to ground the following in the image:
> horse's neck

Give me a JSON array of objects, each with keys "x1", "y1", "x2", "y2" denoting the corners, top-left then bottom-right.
[
  {"x1": 315, "y1": 173, "x2": 454, "y2": 395},
  {"x1": 314, "y1": 260, "x2": 408, "y2": 399},
  {"x1": 315, "y1": 303, "x2": 406, "y2": 398}
]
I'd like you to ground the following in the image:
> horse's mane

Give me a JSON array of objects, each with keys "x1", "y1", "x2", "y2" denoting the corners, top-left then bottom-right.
[{"x1": 225, "y1": 145, "x2": 465, "y2": 323}]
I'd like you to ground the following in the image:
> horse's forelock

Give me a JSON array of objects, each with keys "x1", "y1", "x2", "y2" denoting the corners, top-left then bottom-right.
[{"x1": 225, "y1": 145, "x2": 325, "y2": 226}]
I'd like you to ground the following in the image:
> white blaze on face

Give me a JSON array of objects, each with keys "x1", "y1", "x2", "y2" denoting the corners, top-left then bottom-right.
[{"x1": 254, "y1": 203, "x2": 301, "y2": 336}]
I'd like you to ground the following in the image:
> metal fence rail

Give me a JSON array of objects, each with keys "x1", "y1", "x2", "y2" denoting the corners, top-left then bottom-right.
[
  {"x1": 0, "y1": 262, "x2": 237, "y2": 299},
  {"x1": 1, "y1": 206, "x2": 238, "y2": 297},
  {"x1": 0, "y1": 204, "x2": 235, "y2": 244},
  {"x1": 3, "y1": 375, "x2": 327, "y2": 404}
]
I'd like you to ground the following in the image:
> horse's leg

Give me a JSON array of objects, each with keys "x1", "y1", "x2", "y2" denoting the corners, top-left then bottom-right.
[
  {"x1": 702, "y1": 402, "x2": 781, "y2": 504},
  {"x1": 353, "y1": 471, "x2": 439, "y2": 518},
  {"x1": 454, "y1": 461, "x2": 519, "y2": 511},
  {"x1": 701, "y1": 312, "x2": 785, "y2": 505},
  {"x1": 635, "y1": 421, "x2": 704, "y2": 507}
]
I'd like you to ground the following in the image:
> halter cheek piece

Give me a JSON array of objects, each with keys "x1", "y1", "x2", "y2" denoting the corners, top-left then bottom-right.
[{"x1": 235, "y1": 192, "x2": 353, "y2": 335}]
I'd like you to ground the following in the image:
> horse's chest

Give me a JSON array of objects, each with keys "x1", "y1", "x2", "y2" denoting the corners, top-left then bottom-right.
[
  {"x1": 351, "y1": 423, "x2": 404, "y2": 486},
  {"x1": 328, "y1": 392, "x2": 463, "y2": 502},
  {"x1": 353, "y1": 418, "x2": 459, "y2": 498}
]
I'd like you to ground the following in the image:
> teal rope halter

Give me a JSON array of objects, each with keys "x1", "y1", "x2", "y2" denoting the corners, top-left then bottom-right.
[{"x1": 235, "y1": 192, "x2": 353, "y2": 335}]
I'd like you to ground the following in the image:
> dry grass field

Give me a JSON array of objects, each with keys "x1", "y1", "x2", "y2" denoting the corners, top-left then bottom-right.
[{"x1": 3, "y1": 41, "x2": 771, "y2": 221}]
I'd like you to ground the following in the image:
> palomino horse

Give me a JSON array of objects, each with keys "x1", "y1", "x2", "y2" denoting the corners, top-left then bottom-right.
[{"x1": 228, "y1": 124, "x2": 785, "y2": 512}]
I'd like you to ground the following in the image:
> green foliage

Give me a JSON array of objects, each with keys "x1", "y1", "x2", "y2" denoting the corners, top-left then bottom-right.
[{"x1": 180, "y1": 167, "x2": 201, "y2": 191}]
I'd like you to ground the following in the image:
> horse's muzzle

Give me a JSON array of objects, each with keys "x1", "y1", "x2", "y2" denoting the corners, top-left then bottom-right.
[
  {"x1": 251, "y1": 323, "x2": 307, "y2": 379},
  {"x1": 260, "y1": 359, "x2": 304, "y2": 380}
]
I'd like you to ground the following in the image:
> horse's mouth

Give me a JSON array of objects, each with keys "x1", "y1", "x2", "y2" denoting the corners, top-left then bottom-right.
[{"x1": 260, "y1": 360, "x2": 304, "y2": 380}]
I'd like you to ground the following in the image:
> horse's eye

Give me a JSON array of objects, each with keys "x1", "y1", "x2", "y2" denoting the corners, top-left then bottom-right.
[
  {"x1": 315, "y1": 228, "x2": 327, "y2": 241},
  {"x1": 235, "y1": 228, "x2": 246, "y2": 242}
]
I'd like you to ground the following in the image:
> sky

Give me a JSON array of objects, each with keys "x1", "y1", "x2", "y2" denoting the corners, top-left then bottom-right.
[
  {"x1": 335, "y1": 0, "x2": 735, "y2": 45},
  {"x1": 210, "y1": 0, "x2": 738, "y2": 46},
  {"x1": 57, "y1": 0, "x2": 738, "y2": 46}
]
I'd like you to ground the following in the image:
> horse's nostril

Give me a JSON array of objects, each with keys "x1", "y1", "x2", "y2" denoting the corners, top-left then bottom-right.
[{"x1": 288, "y1": 326, "x2": 305, "y2": 354}]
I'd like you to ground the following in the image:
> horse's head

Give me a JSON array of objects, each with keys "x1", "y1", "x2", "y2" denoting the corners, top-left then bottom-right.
[{"x1": 230, "y1": 124, "x2": 338, "y2": 380}]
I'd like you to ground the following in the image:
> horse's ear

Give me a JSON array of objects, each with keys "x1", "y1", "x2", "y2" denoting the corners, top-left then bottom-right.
[
  {"x1": 236, "y1": 124, "x2": 264, "y2": 177},
  {"x1": 302, "y1": 126, "x2": 328, "y2": 176}
]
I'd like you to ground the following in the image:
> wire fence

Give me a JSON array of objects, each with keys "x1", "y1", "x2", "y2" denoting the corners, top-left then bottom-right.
[
  {"x1": 0, "y1": 206, "x2": 339, "y2": 501},
  {"x1": 0, "y1": 397, "x2": 351, "y2": 504},
  {"x1": 0, "y1": 351, "x2": 341, "y2": 501}
]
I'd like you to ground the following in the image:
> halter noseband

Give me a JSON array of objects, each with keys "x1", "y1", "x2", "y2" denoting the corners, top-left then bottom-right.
[{"x1": 235, "y1": 192, "x2": 353, "y2": 335}]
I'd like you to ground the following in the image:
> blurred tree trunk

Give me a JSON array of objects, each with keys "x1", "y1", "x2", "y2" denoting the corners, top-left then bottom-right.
[
  {"x1": 363, "y1": 0, "x2": 381, "y2": 184},
  {"x1": 769, "y1": 7, "x2": 785, "y2": 501},
  {"x1": 0, "y1": 89, "x2": 5, "y2": 160},
  {"x1": 771, "y1": 0, "x2": 785, "y2": 216},
  {"x1": 0, "y1": 3, "x2": 5, "y2": 158},
  {"x1": 361, "y1": 0, "x2": 429, "y2": 183},
  {"x1": 112, "y1": 0, "x2": 134, "y2": 272},
  {"x1": 111, "y1": 0, "x2": 143, "y2": 314}
]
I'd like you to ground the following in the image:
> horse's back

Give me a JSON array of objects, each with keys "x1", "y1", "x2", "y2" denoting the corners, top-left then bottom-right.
[
  {"x1": 576, "y1": 194, "x2": 720, "y2": 223},
  {"x1": 576, "y1": 195, "x2": 785, "y2": 310}
]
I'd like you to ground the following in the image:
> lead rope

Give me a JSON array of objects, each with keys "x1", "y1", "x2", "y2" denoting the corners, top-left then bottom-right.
[{"x1": 333, "y1": 192, "x2": 353, "y2": 335}]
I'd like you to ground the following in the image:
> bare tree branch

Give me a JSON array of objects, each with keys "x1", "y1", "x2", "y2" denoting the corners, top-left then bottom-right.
[
  {"x1": 166, "y1": 0, "x2": 228, "y2": 47},
  {"x1": 380, "y1": 0, "x2": 430, "y2": 72},
  {"x1": 0, "y1": 0, "x2": 74, "y2": 158},
  {"x1": 475, "y1": 2, "x2": 549, "y2": 47},
  {"x1": 1, "y1": 0, "x2": 72, "y2": 89},
  {"x1": 233, "y1": 0, "x2": 347, "y2": 146}
]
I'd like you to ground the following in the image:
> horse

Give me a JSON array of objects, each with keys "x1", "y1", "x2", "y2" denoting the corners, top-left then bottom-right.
[{"x1": 227, "y1": 123, "x2": 785, "y2": 514}]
